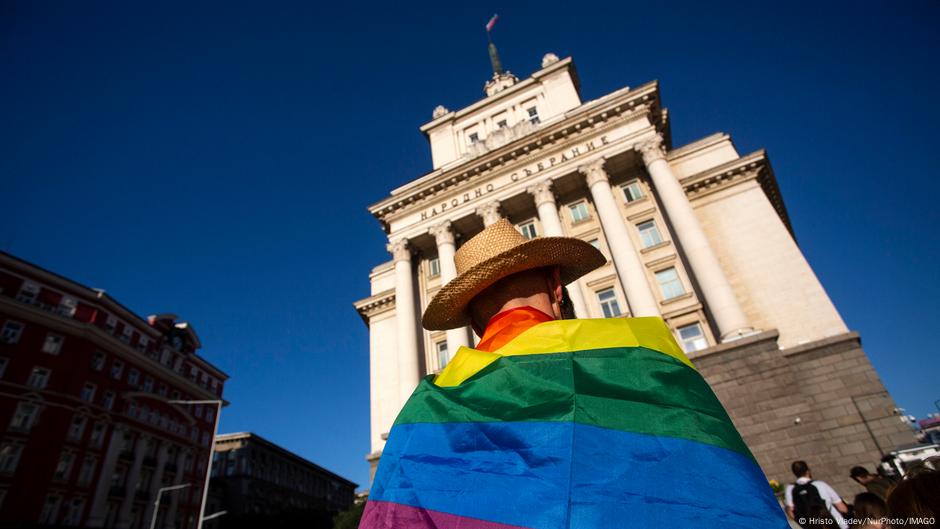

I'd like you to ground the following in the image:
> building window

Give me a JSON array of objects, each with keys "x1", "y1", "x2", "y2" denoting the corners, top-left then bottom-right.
[
  {"x1": 1, "y1": 321, "x2": 24, "y2": 344},
  {"x1": 142, "y1": 377, "x2": 154, "y2": 392},
  {"x1": 136, "y1": 336, "x2": 149, "y2": 352},
  {"x1": 89, "y1": 422, "x2": 106, "y2": 448},
  {"x1": 27, "y1": 367, "x2": 51, "y2": 389},
  {"x1": 9, "y1": 402, "x2": 40, "y2": 431},
  {"x1": 568, "y1": 201, "x2": 590, "y2": 223},
  {"x1": 120, "y1": 326, "x2": 133, "y2": 344},
  {"x1": 78, "y1": 456, "x2": 97, "y2": 486},
  {"x1": 435, "y1": 341, "x2": 449, "y2": 370},
  {"x1": 91, "y1": 351, "x2": 106, "y2": 371},
  {"x1": 110, "y1": 360, "x2": 124, "y2": 380},
  {"x1": 127, "y1": 368, "x2": 140, "y2": 387},
  {"x1": 157, "y1": 384, "x2": 167, "y2": 397},
  {"x1": 16, "y1": 282, "x2": 39, "y2": 304},
  {"x1": 655, "y1": 267, "x2": 686, "y2": 300},
  {"x1": 621, "y1": 181, "x2": 644, "y2": 203},
  {"x1": 67, "y1": 415, "x2": 87, "y2": 442},
  {"x1": 678, "y1": 323, "x2": 709, "y2": 353},
  {"x1": 38, "y1": 494, "x2": 62, "y2": 524},
  {"x1": 42, "y1": 334, "x2": 64, "y2": 355},
  {"x1": 62, "y1": 498, "x2": 85, "y2": 525},
  {"x1": 80, "y1": 383, "x2": 96, "y2": 402},
  {"x1": 526, "y1": 106, "x2": 540, "y2": 125},
  {"x1": 518, "y1": 220, "x2": 538, "y2": 240},
  {"x1": 58, "y1": 296, "x2": 78, "y2": 317},
  {"x1": 105, "y1": 315, "x2": 117, "y2": 334},
  {"x1": 597, "y1": 288, "x2": 623, "y2": 318},
  {"x1": 102, "y1": 391, "x2": 115, "y2": 410},
  {"x1": 637, "y1": 220, "x2": 664, "y2": 248},
  {"x1": 468, "y1": 132, "x2": 480, "y2": 144},
  {"x1": 0, "y1": 444, "x2": 23, "y2": 474},
  {"x1": 53, "y1": 451, "x2": 75, "y2": 482},
  {"x1": 428, "y1": 257, "x2": 440, "y2": 278},
  {"x1": 0, "y1": 357, "x2": 7, "y2": 378},
  {"x1": 205, "y1": 408, "x2": 215, "y2": 423}
]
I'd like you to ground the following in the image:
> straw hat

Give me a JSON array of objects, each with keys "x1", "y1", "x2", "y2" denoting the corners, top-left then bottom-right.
[{"x1": 422, "y1": 219, "x2": 606, "y2": 330}]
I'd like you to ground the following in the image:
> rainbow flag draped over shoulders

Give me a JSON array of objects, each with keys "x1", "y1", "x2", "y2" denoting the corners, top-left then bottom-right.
[{"x1": 361, "y1": 317, "x2": 788, "y2": 529}]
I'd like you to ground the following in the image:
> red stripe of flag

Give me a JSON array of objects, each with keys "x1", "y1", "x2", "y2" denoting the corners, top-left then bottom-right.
[{"x1": 486, "y1": 14, "x2": 499, "y2": 32}]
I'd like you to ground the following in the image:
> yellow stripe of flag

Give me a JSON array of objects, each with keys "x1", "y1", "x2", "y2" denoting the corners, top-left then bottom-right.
[{"x1": 435, "y1": 317, "x2": 692, "y2": 387}]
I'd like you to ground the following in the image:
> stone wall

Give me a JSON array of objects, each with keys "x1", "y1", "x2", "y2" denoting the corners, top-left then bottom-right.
[{"x1": 694, "y1": 330, "x2": 915, "y2": 497}]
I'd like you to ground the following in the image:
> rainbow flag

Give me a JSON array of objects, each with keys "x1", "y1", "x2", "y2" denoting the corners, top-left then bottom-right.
[{"x1": 361, "y1": 318, "x2": 788, "y2": 529}]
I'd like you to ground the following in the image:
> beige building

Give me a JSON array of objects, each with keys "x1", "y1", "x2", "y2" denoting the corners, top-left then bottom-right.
[{"x1": 354, "y1": 53, "x2": 912, "y2": 494}]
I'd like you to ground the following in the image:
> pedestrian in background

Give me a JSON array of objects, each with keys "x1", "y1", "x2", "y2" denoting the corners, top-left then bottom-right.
[
  {"x1": 850, "y1": 466, "x2": 893, "y2": 501},
  {"x1": 785, "y1": 460, "x2": 850, "y2": 529}
]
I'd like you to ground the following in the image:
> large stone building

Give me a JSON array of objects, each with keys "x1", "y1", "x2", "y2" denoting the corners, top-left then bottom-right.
[
  {"x1": 354, "y1": 53, "x2": 913, "y2": 494},
  {"x1": 0, "y1": 251, "x2": 227, "y2": 528},
  {"x1": 205, "y1": 432, "x2": 357, "y2": 528}
]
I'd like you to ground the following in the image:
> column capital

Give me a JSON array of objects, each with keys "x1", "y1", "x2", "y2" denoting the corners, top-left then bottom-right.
[
  {"x1": 429, "y1": 221, "x2": 455, "y2": 247},
  {"x1": 637, "y1": 133, "x2": 666, "y2": 165},
  {"x1": 579, "y1": 158, "x2": 609, "y2": 188},
  {"x1": 526, "y1": 179, "x2": 556, "y2": 207},
  {"x1": 475, "y1": 200, "x2": 503, "y2": 226},
  {"x1": 386, "y1": 238, "x2": 411, "y2": 263}
]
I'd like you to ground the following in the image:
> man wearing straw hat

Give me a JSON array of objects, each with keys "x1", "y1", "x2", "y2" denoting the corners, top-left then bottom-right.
[{"x1": 360, "y1": 219, "x2": 789, "y2": 529}]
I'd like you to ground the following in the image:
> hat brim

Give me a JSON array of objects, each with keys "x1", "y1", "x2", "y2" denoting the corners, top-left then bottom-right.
[{"x1": 422, "y1": 237, "x2": 606, "y2": 331}]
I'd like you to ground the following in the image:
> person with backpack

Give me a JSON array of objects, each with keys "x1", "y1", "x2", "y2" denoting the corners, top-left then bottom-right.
[{"x1": 785, "y1": 460, "x2": 850, "y2": 529}]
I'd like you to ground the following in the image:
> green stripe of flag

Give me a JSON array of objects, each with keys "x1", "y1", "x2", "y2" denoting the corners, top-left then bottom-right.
[{"x1": 396, "y1": 346, "x2": 753, "y2": 459}]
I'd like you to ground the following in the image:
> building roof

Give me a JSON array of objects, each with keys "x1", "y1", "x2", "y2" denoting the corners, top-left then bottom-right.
[
  {"x1": 215, "y1": 431, "x2": 358, "y2": 488},
  {"x1": 0, "y1": 250, "x2": 228, "y2": 379}
]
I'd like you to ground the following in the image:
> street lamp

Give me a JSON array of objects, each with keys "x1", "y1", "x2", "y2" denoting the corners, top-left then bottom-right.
[
  {"x1": 149, "y1": 483, "x2": 191, "y2": 529},
  {"x1": 168, "y1": 399, "x2": 222, "y2": 529}
]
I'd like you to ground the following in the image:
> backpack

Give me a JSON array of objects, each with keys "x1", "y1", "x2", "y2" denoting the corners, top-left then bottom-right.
[{"x1": 791, "y1": 481, "x2": 834, "y2": 527}]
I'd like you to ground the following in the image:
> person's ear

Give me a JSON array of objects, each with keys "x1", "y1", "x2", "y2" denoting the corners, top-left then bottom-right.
[{"x1": 552, "y1": 267, "x2": 563, "y2": 303}]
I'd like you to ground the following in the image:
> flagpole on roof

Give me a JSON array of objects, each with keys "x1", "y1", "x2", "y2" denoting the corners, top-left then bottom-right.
[{"x1": 485, "y1": 14, "x2": 503, "y2": 75}]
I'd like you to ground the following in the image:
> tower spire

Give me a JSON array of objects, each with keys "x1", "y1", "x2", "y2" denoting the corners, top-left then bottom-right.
[
  {"x1": 485, "y1": 14, "x2": 503, "y2": 75},
  {"x1": 482, "y1": 14, "x2": 517, "y2": 96}
]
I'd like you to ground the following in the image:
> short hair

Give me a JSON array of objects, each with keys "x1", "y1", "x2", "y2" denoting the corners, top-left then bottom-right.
[
  {"x1": 850, "y1": 466, "x2": 871, "y2": 479},
  {"x1": 791, "y1": 460, "x2": 810, "y2": 478},
  {"x1": 853, "y1": 492, "x2": 886, "y2": 523}
]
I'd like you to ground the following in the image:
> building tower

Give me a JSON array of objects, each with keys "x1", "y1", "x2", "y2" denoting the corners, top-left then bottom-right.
[{"x1": 354, "y1": 53, "x2": 913, "y2": 493}]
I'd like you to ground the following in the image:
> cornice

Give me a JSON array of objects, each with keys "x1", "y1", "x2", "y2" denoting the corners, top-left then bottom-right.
[
  {"x1": 681, "y1": 150, "x2": 793, "y2": 235},
  {"x1": 369, "y1": 81, "x2": 662, "y2": 226},
  {"x1": 353, "y1": 290, "x2": 395, "y2": 325}
]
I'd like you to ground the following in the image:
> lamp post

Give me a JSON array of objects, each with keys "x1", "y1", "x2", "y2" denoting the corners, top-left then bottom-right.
[
  {"x1": 168, "y1": 399, "x2": 222, "y2": 529},
  {"x1": 149, "y1": 483, "x2": 191, "y2": 529}
]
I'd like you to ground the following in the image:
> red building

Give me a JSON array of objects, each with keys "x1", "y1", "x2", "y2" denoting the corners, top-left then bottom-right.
[{"x1": 0, "y1": 251, "x2": 228, "y2": 528}]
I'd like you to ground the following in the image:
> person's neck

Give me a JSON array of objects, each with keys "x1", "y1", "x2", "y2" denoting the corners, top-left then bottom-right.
[{"x1": 496, "y1": 294, "x2": 556, "y2": 320}]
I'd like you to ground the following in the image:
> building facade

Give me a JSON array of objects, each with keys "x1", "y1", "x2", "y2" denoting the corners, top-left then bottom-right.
[
  {"x1": 0, "y1": 251, "x2": 227, "y2": 528},
  {"x1": 354, "y1": 53, "x2": 915, "y2": 494},
  {"x1": 206, "y1": 432, "x2": 356, "y2": 528}
]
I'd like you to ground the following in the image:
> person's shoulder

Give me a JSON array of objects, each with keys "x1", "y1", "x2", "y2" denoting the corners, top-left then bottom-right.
[{"x1": 811, "y1": 480, "x2": 841, "y2": 498}]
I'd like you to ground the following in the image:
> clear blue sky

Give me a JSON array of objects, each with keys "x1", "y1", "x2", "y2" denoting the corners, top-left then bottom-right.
[{"x1": 2, "y1": 1, "x2": 938, "y2": 490}]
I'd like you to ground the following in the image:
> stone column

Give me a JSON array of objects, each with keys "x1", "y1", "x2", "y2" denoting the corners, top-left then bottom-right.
[
  {"x1": 87, "y1": 425, "x2": 126, "y2": 527},
  {"x1": 388, "y1": 239, "x2": 420, "y2": 405},
  {"x1": 116, "y1": 434, "x2": 149, "y2": 528},
  {"x1": 429, "y1": 221, "x2": 471, "y2": 357},
  {"x1": 475, "y1": 200, "x2": 503, "y2": 226},
  {"x1": 527, "y1": 180, "x2": 590, "y2": 318},
  {"x1": 162, "y1": 449, "x2": 188, "y2": 529},
  {"x1": 141, "y1": 442, "x2": 170, "y2": 527},
  {"x1": 580, "y1": 159, "x2": 661, "y2": 317},
  {"x1": 637, "y1": 134, "x2": 752, "y2": 340}
]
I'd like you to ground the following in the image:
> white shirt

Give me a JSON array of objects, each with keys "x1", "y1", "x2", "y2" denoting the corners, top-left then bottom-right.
[{"x1": 784, "y1": 477, "x2": 848, "y2": 529}]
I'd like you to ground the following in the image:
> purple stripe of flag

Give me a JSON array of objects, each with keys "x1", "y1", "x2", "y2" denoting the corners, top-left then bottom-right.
[{"x1": 360, "y1": 500, "x2": 530, "y2": 529}]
